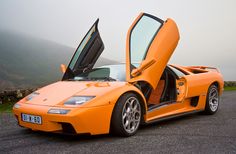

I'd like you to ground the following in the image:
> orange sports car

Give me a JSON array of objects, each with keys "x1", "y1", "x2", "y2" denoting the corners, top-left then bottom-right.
[{"x1": 13, "y1": 13, "x2": 224, "y2": 137}]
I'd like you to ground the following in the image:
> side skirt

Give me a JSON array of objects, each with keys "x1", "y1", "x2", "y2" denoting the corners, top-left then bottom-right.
[
  {"x1": 145, "y1": 109, "x2": 203, "y2": 124},
  {"x1": 148, "y1": 101, "x2": 176, "y2": 112}
]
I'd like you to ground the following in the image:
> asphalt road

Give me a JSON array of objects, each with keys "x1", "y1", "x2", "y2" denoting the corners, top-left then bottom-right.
[{"x1": 0, "y1": 91, "x2": 236, "y2": 154}]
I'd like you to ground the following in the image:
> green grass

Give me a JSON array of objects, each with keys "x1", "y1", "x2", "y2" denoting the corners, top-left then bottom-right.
[
  {"x1": 224, "y1": 86, "x2": 236, "y2": 91},
  {"x1": 0, "y1": 102, "x2": 15, "y2": 112}
]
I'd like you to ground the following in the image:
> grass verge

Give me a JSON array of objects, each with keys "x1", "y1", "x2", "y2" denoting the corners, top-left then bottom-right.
[
  {"x1": 0, "y1": 102, "x2": 15, "y2": 113},
  {"x1": 224, "y1": 86, "x2": 236, "y2": 91}
]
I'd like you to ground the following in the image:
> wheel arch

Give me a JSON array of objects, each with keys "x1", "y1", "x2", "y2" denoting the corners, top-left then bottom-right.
[
  {"x1": 210, "y1": 81, "x2": 221, "y2": 94},
  {"x1": 115, "y1": 90, "x2": 147, "y2": 113}
]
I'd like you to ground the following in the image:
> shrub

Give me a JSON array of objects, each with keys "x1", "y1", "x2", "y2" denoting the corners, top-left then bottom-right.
[{"x1": 224, "y1": 81, "x2": 236, "y2": 87}]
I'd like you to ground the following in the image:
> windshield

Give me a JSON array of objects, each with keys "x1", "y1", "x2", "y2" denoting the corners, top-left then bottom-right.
[{"x1": 69, "y1": 65, "x2": 126, "y2": 81}]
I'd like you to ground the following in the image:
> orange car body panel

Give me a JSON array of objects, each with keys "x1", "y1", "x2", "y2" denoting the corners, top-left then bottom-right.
[{"x1": 13, "y1": 13, "x2": 224, "y2": 135}]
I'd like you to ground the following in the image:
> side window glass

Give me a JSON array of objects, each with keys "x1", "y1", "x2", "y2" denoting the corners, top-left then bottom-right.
[
  {"x1": 69, "y1": 26, "x2": 96, "y2": 71},
  {"x1": 130, "y1": 15, "x2": 162, "y2": 66},
  {"x1": 169, "y1": 66, "x2": 186, "y2": 77}
]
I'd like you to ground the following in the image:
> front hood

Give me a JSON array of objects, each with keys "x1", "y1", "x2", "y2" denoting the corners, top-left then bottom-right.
[{"x1": 24, "y1": 81, "x2": 126, "y2": 107}]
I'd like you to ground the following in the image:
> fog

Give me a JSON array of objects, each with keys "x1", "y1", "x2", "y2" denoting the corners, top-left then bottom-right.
[{"x1": 0, "y1": 0, "x2": 236, "y2": 80}]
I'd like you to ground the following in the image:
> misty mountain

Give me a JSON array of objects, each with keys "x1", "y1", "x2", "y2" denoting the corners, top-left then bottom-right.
[{"x1": 0, "y1": 31, "x2": 116, "y2": 91}]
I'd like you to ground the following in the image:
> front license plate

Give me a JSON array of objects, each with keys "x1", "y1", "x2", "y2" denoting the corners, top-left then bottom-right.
[{"x1": 21, "y1": 113, "x2": 42, "y2": 124}]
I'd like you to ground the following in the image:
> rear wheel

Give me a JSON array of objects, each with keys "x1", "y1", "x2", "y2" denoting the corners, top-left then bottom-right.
[
  {"x1": 111, "y1": 93, "x2": 141, "y2": 137},
  {"x1": 204, "y1": 85, "x2": 219, "y2": 114}
]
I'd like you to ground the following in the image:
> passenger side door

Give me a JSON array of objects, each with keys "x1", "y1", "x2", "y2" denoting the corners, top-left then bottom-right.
[{"x1": 126, "y1": 13, "x2": 180, "y2": 89}]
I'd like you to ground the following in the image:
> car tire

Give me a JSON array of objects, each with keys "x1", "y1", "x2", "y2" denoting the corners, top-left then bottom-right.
[
  {"x1": 204, "y1": 85, "x2": 219, "y2": 115},
  {"x1": 111, "y1": 93, "x2": 142, "y2": 137}
]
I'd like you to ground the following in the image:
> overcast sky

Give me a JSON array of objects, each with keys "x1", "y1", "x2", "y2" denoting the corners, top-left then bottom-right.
[{"x1": 0, "y1": 0, "x2": 235, "y2": 80}]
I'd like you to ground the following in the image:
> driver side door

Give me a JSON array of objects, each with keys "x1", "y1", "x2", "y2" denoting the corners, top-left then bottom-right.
[{"x1": 62, "y1": 19, "x2": 104, "y2": 80}]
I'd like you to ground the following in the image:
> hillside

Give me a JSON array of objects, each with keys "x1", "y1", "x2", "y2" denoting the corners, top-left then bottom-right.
[{"x1": 0, "y1": 31, "x2": 116, "y2": 91}]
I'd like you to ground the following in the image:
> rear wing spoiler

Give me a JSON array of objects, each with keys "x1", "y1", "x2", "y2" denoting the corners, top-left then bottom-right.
[{"x1": 185, "y1": 66, "x2": 220, "y2": 73}]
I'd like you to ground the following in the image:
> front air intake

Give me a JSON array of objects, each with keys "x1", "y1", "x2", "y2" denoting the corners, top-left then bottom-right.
[
  {"x1": 61, "y1": 123, "x2": 76, "y2": 134},
  {"x1": 190, "y1": 96, "x2": 199, "y2": 107}
]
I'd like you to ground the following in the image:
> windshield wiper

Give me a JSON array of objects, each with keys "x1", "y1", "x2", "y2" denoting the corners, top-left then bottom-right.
[
  {"x1": 88, "y1": 77, "x2": 116, "y2": 81},
  {"x1": 101, "y1": 77, "x2": 116, "y2": 81},
  {"x1": 67, "y1": 77, "x2": 116, "y2": 81},
  {"x1": 66, "y1": 78, "x2": 89, "y2": 81}
]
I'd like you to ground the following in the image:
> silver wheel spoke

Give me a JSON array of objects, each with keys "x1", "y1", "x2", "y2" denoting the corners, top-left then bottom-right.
[
  {"x1": 122, "y1": 96, "x2": 141, "y2": 134},
  {"x1": 125, "y1": 119, "x2": 129, "y2": 127},
  {"x1": 127, "y1": 122, "x2": 131, "y2": 130},
  {"x1": 130, "y1": 99, "x2": 134, "y2": 107},
  {"x1": 210, "y1": 93, "x2": 216, "y2": 100},
  {"x1": 134, "y1": 118, "x2": 140, "y2": 123},
  {"x1": 123, "y1": 113, "x2": 127, "y2": 120},
  {"x1": 133, "y1": 103, "x2": 138, "y2": 112},
  {"x1": 126, "y1": 106, "x2": 131, "y2": 113},
  {"x1": 210, "y1": 101, "x2": 213, "y2": 106}
]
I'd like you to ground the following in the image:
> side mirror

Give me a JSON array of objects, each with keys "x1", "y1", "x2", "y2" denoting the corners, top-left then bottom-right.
[
  {"x1": 131, "y1": 59, "x2": 156, "y2": 77},
  {"x1": 60, "y1": 64, "x2": 67, "y2": 73}
]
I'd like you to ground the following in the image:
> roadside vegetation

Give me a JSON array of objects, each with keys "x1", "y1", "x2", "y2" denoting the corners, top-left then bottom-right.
[
  {"x1": 0, "y1": 102, "x2": 14, "y2": 113},
  {"x1": 224, "y1": 81, "x2": 236, "y2": 91},
  {"x1": 224, "y1": 86, "x2": 236, "y2": 91}
]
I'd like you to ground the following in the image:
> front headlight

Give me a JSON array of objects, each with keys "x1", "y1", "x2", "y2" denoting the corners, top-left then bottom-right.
[
  {"x1": 13, "y1": 103, "x2": 21, "y2": 109},
  {"x1": 48, "y1": 109, "x2": 70, "y2": 114},
  {"x1": 26, "y1": 92, "x2": 39, "y2": 101},
  {"x1": 64, "y1": 96, "x2": 95, "y2": 106}
]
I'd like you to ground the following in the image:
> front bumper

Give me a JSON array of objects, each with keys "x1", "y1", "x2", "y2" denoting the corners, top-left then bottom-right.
[{"x1": 13, "y1": 103, "x2": 114, "y2": 135}]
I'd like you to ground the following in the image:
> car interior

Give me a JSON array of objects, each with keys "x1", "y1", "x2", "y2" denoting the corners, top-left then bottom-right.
[{"x1": 136, "y1": 66, "x2": 179, "y2": 111}]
